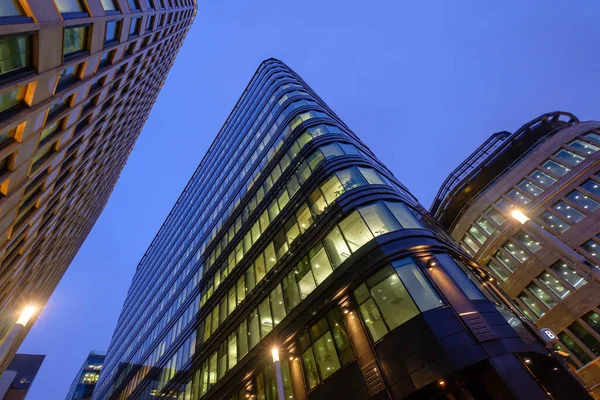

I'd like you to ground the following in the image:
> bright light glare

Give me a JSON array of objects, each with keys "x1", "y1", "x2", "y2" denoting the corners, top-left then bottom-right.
[
  {"x1": 511, "y1": 209, "x2": 530, "y2": 224},
  {"x1": 16, "y1": 306, "x2": 36, "y2": 326},
  {"x1": 271, "y1": 348, "x2": 279, "y2": 362}
]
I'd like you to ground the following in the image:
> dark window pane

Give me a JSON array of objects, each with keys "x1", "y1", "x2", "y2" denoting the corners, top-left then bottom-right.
[
  {"x1": 0, "y1": 35, "x2": 30, "y2": 76},
  {"x1": 64, "y1": 26, "x2": 87, "y2": 56},
  {"x1": 559, "y1": 331, "x2": 592, "y2": 365}
]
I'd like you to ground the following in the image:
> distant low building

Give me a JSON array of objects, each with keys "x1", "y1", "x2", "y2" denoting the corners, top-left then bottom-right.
[
  {"x1": 0, "y1": 353, "x2": 44, "y2": 400},
  {"x1": 65, "y1": 351, "x2": 105, "y2": 400}
]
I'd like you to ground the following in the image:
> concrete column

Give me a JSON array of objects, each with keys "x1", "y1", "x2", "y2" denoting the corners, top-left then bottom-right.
[{"x1": 341, "y1": 299, "x2": 386, "y2": 396}]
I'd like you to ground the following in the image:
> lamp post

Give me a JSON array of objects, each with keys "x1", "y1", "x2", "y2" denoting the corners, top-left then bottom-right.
[
  {"x1": 271, "y1": 348, "x2": 285, "y2": 400},
  {"x1": 0, "y1": 306, "x2": 36, "y2": 373},
  {"x1": 510, "y1": 209, "x2": 600, "y2": 281}
]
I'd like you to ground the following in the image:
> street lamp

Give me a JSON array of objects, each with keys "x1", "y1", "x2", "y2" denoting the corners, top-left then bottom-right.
[
  {"x1": 271, "y1": 347, "x2": 285, "y2": 400},
  {"x1": 0, "y1": 305, "x2": 37, "y2": 374},
  {"x1": 509, "y1": 209, "x2": 600, "y2": 281}
]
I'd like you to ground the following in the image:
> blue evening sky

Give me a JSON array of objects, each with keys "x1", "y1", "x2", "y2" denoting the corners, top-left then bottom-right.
[{"x1": 19, "y1": 1, "x2": 600, "y2": 398}]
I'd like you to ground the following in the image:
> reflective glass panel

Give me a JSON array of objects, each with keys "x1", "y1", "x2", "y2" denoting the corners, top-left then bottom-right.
[
  {"x1": 484, "y1": 206, "x2": 506, "y2": 226},
  {"x1": 542, "y1": 159, "x2": 570, "y2": 177},
  {"x1": 518, "y1": 292, "x2": 545, "y2": 317},
  {"x1": 559, "y1": 331, "x2": 592, "y2": 365},
  {"x1": 554, "y1": 149, "x2": 584, "y2": 167},
  {"x1": 529, "y1": 170, "x2": 556, "y2": 188},
  {"x1": 527, "y1": 282, "x2": 555, "y2": 308},
  {"x1": 566, "y1": 190, "x2": 600, "y2": 212},
  {"x1": 582, "y1": 310, "x2": 600, "y2": 335},
  {"x1": 487, "y1": 260, "x2": 508, "y2": 281},
  {"x1": 549, "y1": 261, "x2": 586, "y2": 289},
  {"x1": 505, "y1": 189, "x2": 530, "y2": 206},
  {"x1": 468, "y1": 225, "x2": 487, "y2": 244},
  {"x1": 0, "y1": 35, "x2": 30, "y2": 76},
  {"x1": 538, "y1": 271, "x2": 570, "y2": 299},
  {"x1": 338, "y1": 211, "x2": 373, "y2": 252},
  {"x1": 513, "y1": 231, "x2": 541, "y2": 253},
  {"x1": 476, "y1": 216, "x2": 496, "y2": 235},
  {"x1": 359, "y1": 202, "x2": 400, "y2": 237},
  {"x1": 538, "y1": 211, "x2": 570, "y2": 234},
  {"x1": 581, "y1": 179, "x2": 600, "y2": 197},
  {"x1": 55, "y1": 0, "x2": 84, "y2": 13},
  {"x1": 63, "y1": 26, "x2": 87, "y2": 56},
  {"x1": 553, "y1": 201, "x2": 585, "y2": 223},
  {"x1": 517, "y1": 179, "x2": 543, "y2": 197},
  {"x1": 580, "y1": 240, "x2": 600, "y2": 260},
  {"x1": 569, "y1": 322, "x2": 600, "y2": 357},
  {"x1": 0, "y1": 1, "x2": 24, "y2": 16},
  {"x1": 569, "y1": 139, "x2": 599, "y2": 155}
]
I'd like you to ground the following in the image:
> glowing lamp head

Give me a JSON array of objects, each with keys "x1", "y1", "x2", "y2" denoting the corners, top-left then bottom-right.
[
  {"x1": 511, "y1": 210, "x2": 530, "y2": 224},
  {"x1": 16, "y1": 306, "x2": 36, "y2": 326},
  {"x1": 271, "y1": 348, "x2": 279, "y2": 362}
]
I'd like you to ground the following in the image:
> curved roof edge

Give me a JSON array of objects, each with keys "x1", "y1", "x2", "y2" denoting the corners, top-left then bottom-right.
[{"x1": 430, "y1": 111, "x2": 578, "y2": 230}]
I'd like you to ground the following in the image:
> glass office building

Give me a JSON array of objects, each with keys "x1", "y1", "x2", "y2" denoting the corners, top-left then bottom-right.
[
  {"x1": 65, "y1": 351, "x2": 106, "y2": 400},
  {"x1": 431, "y1": 112, "x2": 600, "y2": 396},
  {"x1": 0, "y1": 0, "x2": 196, "y2": 373},
  {"x1": 95, "y1": 60, "x2": 589, "y2": 400}
]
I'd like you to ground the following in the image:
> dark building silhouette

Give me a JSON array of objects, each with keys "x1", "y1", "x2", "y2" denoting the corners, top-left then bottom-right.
[
  {"x1": 431, "y1": 112, "x2": 600, "y2": 395},
  {"x1": 95, "y1": 61, "x2": 590, "y2": 400},
  {"x1": 0, "y1": 353, "x2": 44, "y2": 400},
  {"x1": 65, "y1": 351, "x2": 105, "y2": 400}
]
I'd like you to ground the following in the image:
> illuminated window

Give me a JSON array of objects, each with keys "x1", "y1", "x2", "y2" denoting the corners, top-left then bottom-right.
[
  {"x1": 518, "y1": 292, "x2": 545, "y2": 318},
  {"x1": 580, "y1": 239, "x2": 600, "y2": 260},
  {"x1": 502, "y1": 240, "x2": 528, "y2": 264},
  {"x1": 552, "y1": 201, "x2": 584, "y2": 223},
  {"x1": 487, "y1": 260, "x2": 508, "y2": 281},
  {"x1": 542, "y1": 159, "x2": 570, "y2": 177},
  {"x1": 527, "y1": 282, "x2": 555, "y2": 308},
  {"x1": 354, "y1": 259, "x2": 442, "y2": 342},
  {"x1": 566, "y1": 190, "x2": 600, "y2": 212},
  {"x1": 484, "y1": 206, "x2": 506, "y2": 226},
  {"x1": 584, "y1": 132, "x2": 600, "y2": 145},
  {"x1": 581, "y1": 179, "x2": 600, "y2": 197},
  {"x1": 299, "y1": 309, "x2": 354, "y2": 389},
  {"x1": 529, "y1": 170, "x2": 556, "y2": 188},
  {"x1": 513, "y1": 230, "x2": 541, "y2": 253},
  {"x1": 554, "y1": 149, "x2": 584, "y2": 167},
  {"x1": 549, "y1": 261, "x2": 586, "y2": 289},
  {"x1": 538, "y1": 211, "x2": 570, "y2": 234},
  {"x1": 582, "y1": 310, "x2": 600, "y2": 335},
  {"x1": 468, "y1": 225, "x2": 487, "y2": 244},
  {"x1": 568, "y1": 321, "x2": 600, "y2": 357},
  {"x1": 476, "y1": 216, "x2": 496, "y2": 235},
  {"x1": 569, "y1": 139, "x2": 599, "y2": 155},
  {"x1": 505, "y1": 189, "x2": 530, "y2": 206},
  {"x1": 559, "y1": 331, "x2": 592, "y2": 365},
  {"x1": 517, "y1": 179, "x2": 543, "y2": 197}
]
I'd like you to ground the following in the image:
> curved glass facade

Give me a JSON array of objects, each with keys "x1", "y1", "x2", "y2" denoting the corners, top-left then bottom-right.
[{"x1": 95, "y1": 61, "x2": 589, "y2": 400}]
